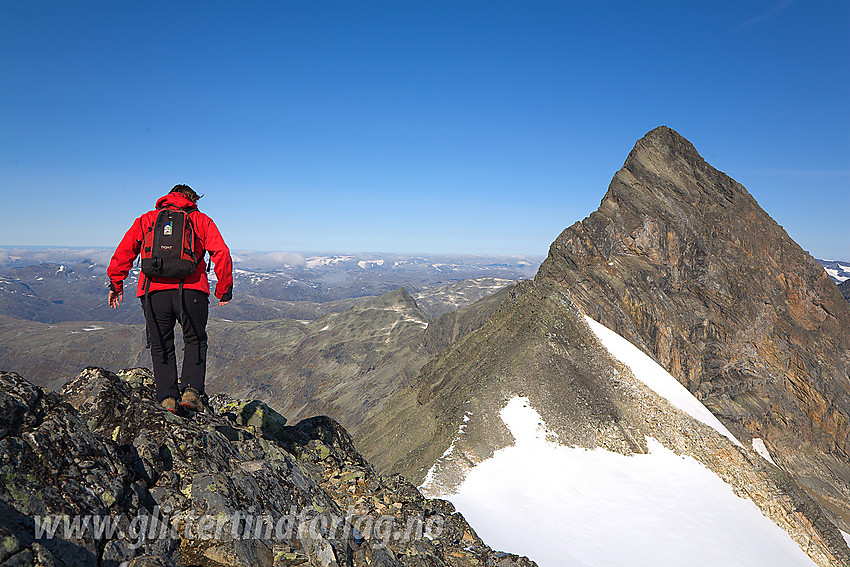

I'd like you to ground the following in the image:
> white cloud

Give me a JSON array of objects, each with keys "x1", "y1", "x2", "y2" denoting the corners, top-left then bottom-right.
[
  {"x1": 0, "y1": 247, "x2": 114, "y2": 267},
  {"x1": 233, "y1": 251, "x2": 306, "y2": 269},
  {"x1": 740, "y1": 0, "x2": 795, "y2": 29}
]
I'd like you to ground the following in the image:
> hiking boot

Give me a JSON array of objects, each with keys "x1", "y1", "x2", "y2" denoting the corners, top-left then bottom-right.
[
  {"x1": 180, "y1": 387, "x2": 204, "y2": 413},
  {"x1": 161, "y1": 397, "x2": 178, "y2": 414}
]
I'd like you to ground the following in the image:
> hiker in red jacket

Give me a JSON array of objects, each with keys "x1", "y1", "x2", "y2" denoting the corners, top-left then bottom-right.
[{"x1": 107, "y1": 184, "x2": 233, "y2": 414}]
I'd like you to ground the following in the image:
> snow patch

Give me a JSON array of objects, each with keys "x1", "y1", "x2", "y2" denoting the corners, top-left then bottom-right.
[
  {"x1": 752, "y1": 438, "x2": 778, "y2": 467},
  {"x1": 420, "y1": 411, "x2": 473, "y2": 495},
  {"x1": 500, "y1": 396, "x2": 555, "y2": 445},
  {"x1": 585, "y1": 316, "x2": 742, "y2": 447},
  {"x1": 442, "y1": 396, "x2": 816, "y2": 567},
  {"x1": 842, "y1": 530, "x2": 850, "y2": 548},
  {"x1": 305, "y1": 255, "x2": 354, "y2": 269},
  {"x1": 81, "y1": 326, "x2": 104, "y2": 332},
  {"x1": 825, "y1": 267, "x2": 849, "y2": 282},
  {"x1": 419, "y1": 441, "x2": 459, "y2": 495},
  {"x1": 402, "y1": 316, "x2": 428, "y2": 329},
  {"x1": 357, "y1": 259, "x2": 385, "y2": 269}
]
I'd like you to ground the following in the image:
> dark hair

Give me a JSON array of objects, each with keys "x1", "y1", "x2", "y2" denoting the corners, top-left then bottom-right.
[{"x1": 170, "y1": 184, "x2": 203, "y2": 203}]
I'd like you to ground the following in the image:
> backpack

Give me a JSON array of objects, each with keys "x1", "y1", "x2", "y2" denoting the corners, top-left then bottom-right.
[
  {"x1": 141, "y1": 207, "x2": 200, "y2": 279},
  {"x1": 139, "y1": 207, "x2": 204, "y2": 351}
]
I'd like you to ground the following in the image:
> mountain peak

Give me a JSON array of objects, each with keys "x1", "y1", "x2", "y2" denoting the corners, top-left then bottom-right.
[
  {"x1": 631, "y1": 125, "x2": 705, "y2": 167},
  {"x1": 537, "y1": 128, "x2": 850, "y2": 536},
  {"x1": 637, "y1": 124, "x2": 690, "y2": 146},
  {"x1": 606, "y1": 126, "x2": 743, "y2": 209}
]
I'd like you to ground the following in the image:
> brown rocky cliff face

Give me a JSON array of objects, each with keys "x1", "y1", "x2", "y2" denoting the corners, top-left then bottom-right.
[{"x1": 536, "y1": 126, "x2": 850, "y2": 528}]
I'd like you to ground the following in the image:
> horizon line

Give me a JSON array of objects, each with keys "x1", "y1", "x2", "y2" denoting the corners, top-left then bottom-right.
[{"x1": 0, "y1": 245, "x2": 547, "y2": 258}]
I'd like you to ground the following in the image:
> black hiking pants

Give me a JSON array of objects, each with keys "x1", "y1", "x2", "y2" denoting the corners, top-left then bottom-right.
[{"x1": 142, "y1": 289, "x2": 209, "y2": 403}]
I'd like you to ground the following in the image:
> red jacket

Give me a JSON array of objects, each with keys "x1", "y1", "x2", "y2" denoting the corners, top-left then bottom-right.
[{"x1": 108, "y1": 193, "x2": 233, "y2": 300}]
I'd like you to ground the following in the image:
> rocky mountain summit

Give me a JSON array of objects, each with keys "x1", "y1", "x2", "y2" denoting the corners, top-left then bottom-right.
[
  {"x1": 0, "y1": 367, "x2": 535, "y2": 567},
  {"x1": 535, "y1": 126, "x2": 850, "y2": 528}
]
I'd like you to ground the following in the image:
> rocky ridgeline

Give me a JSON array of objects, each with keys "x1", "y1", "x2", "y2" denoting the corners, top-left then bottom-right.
[
  {"x1": 0, "y1": 368, "x2": 536, "y2": 567},
  {"x1": 401, "y1": 279, "x2": 850, "y2": 566}
]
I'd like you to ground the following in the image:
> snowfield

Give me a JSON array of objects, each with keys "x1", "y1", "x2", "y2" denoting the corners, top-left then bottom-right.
[
  {"x1": 752, "y1": 438, "x2": 778, "y2": 467},
  {"x1": 425, "y1": 315, "x2": 825, "y2": 566},
  {"x1": 584, "y1": 316, "x2": 742, "y2": 446},
  {"x1": 443, "y1": 397, "x2": 817, "y2": 567}
]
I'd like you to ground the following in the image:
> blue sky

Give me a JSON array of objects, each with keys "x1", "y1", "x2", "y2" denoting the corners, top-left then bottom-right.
[{"x1": 1, "y1": 1, "x2": 847, "y2": 258}]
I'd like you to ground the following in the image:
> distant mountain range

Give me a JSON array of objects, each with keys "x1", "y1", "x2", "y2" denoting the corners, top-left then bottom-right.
[{"x1": 0, "y1": 252, "x2": 540, "y2": 324}]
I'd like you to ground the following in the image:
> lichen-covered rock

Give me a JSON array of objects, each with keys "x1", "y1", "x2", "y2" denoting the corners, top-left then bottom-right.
[
  {"x1": 0, "y1": 370, "x2": 130, "y2": 567},
  {"x1": 210, "y1": 396, "x2": 288, "y2": 441},
  {"x1": 0, "y1": 367, "x2": 537, "y2": 567}
]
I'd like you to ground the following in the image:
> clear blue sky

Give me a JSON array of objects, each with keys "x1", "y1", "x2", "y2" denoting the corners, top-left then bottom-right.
[{"x1": 1, "y1": 1, "x2": 848, "y2": 258}]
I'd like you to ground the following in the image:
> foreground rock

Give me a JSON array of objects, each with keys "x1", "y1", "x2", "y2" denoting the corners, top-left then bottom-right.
[{"x1": 0, "y1": 367, "x2": 535, "y2": 567}]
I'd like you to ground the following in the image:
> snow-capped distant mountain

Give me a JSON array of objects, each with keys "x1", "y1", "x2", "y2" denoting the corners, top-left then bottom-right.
[
  {"x1": 414, "y1": 277, "x2": 516, "y2": 318},
  {"x1": 229, "y1": 253, "x2": 538, "y2": 304},
  {"x1": 0, "y1": 261, "x2": 143, "y2": 324},
  {"x1": 0, "y1": 249, "x2": 541, "y2": 323},
  {"x1": 304, "y1": 254, "x2": 355, "y2": 269},
  {"x1": 817, "y1": 259, "x2": 850, "y2": 282}
]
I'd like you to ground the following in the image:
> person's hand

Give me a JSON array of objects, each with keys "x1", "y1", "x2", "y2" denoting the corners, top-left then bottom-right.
[
  {"x1": 108, "y1": 289, "x2": 123, "y2": 309},
  {"x1": 218, "y1": 300, "x2": 229, "y2": 306}
]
